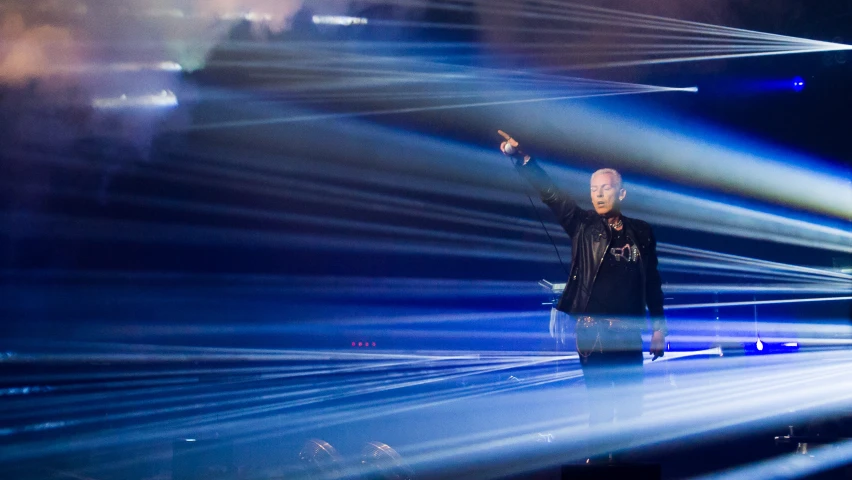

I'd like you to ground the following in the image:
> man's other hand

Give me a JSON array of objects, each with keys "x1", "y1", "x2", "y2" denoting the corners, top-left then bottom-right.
[{"x1": 650, "y1": 330, "x2": 666, "y2": 360}]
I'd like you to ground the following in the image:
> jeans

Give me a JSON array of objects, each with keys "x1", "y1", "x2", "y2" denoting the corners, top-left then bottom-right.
[{"x1": 578, "y1": 330, "x2": 645, "y2": 426}]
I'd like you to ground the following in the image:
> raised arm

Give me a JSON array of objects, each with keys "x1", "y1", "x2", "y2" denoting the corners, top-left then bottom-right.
[{"x1": 499, "y1": 131, "x2": 589, "y2": 238}]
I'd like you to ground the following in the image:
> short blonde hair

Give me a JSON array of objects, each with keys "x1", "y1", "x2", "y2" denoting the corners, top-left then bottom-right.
[{"x1": 591, "y1": 168, "x2": 623, "y2": 189}]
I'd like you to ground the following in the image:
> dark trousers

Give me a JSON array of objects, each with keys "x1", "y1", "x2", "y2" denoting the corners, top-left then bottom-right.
[{"x1": 578, "y1": 331, "x2": 645, "y2": 426}]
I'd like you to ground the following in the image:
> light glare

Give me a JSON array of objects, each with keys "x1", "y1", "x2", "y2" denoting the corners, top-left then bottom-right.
[
  {"x1": 92, "y1": 90, "x2": 178, "y2": 109},
  {"x1": 312, "y1": 15, "x2": 368, "y2": 26}
]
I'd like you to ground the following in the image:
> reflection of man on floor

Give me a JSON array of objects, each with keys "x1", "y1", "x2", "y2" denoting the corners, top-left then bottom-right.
[{"x1": 499, "y1": 132, "x2": 666, "y2": 426}]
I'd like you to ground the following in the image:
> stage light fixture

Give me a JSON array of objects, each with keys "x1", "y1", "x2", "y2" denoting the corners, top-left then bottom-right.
[
  {"x1": 361, "y1": 441, "x2": 414, "y2": 480},
  {"x1": 298, "y1": 439, "x2": 343, "y2": 477},
  {"x1": 792, "y1": 77, "x2": 805, "y2": 92}
]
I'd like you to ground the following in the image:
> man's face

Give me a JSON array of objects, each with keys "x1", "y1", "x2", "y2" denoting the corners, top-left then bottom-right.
[{"x1": 590, "y1": 172, "x2": 626, "y2": 216}]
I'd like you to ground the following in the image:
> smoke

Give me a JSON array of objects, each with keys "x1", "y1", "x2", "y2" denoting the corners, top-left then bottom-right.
[
  {"x1": 0, "y1": 0, "x2": 351, "y2": 161},
  {"x1": 0, "y1": 8, "x2": 90, "y2": 152},
  {"x1": 0, "y1": 13, "x2": 77, "y2": 86},
  {"x1": 142, "y1": 0, "x2": 314, "y2": 71},
  {"x1": 0, "y1": 0, "x2": 808, "y2": 145},
  {"x1": 0, "y1": 0, "x2": 323, "y2": 85},
  {"x1": 192, "y1": 0, "x2": 305, "y2": 26}
]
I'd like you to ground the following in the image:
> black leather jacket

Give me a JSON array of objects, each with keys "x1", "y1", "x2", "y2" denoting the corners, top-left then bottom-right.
[{"x1": 518, "y1": 160, "x2": 667, "y2": 334}]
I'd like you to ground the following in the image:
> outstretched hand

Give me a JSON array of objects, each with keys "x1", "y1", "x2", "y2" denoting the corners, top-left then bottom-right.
[
  {"x1": 650, "y1": 330, "x2": 666, "y2": 360},
  {"x1": 498, "y1": 130, "x2": 530, "y2": 164}
]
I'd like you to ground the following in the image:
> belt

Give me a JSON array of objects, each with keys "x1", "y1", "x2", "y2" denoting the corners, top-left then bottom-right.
[
  {"x1": 575, "y1": 316, "x2": 635, "y2": 332},
  {"x1": 575, "y1": 316, "x2": 640, "y2": 357}
]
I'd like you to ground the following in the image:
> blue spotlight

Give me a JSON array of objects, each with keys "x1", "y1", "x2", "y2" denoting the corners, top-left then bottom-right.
[
  {"x1": 744, "y1": 339, "x2": 801, "y2": 355},
  {"x1": 792, "y1": 77, "x2": 805, "y2": 92}
]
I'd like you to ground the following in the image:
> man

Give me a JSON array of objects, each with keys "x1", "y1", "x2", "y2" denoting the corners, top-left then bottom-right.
[{"x1": 499, "y1": 131, "x2": 666, "y2": 427}]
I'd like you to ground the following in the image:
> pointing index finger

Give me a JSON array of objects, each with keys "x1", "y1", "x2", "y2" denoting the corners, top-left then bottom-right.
[{"x1": 497, "y1": 130, "x2": 519, "y2": 147}]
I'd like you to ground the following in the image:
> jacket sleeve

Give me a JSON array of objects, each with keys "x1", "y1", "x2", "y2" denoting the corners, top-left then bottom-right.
[
  {"x1": 645, "y1": 227, "x2": 667, "y2": 334},
  {"x1": 516, "y1": 159, "x2": 588, "y2": 239}
]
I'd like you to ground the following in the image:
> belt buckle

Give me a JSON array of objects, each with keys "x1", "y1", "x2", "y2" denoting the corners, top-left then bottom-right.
[
  {"x1": 581, "y1": 316, "x2": 624, "y2": 331},
  {"x1": 607, "y1": 318, "x2": 631, "y2": 332},
  {"x1": 577, "y1": 316, "x2": 596, "y2": 328}
]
